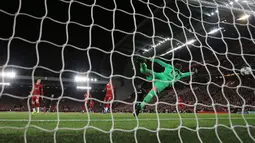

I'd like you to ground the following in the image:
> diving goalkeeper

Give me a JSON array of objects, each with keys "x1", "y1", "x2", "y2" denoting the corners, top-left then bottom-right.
[{"x1": 134, "y1": 57, "x2": 196, "y2": 116}]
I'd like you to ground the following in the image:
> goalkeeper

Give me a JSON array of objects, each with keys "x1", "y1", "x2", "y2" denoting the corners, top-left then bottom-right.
[{"x1": 134, "y1": 57, "x2": 196, "y2": 116}]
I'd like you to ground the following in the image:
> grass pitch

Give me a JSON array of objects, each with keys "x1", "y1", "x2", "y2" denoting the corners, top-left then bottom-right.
[{"x1": 0, "y1": 112, "x2": 255, "y2": 143}]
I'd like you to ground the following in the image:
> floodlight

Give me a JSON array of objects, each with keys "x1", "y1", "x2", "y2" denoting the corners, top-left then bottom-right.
[
  {"x1": 77, "y1": 86, "x2": 92, "y2": 90},
  {"x1": 208, "y1": 27, "x2": 222, "y2": 35},
  {"x1": 0, "y1": 72, "x2": 16, "y2": 78},
  {"x1": 161, "y1": 39, "x2": 196, "y2": 56},
  {"x1": 0, "y1": 82, "x2": 10, "y2": 86},
  {"x1": 237, "y1": 14, "x2": 250, "y2": 21}
]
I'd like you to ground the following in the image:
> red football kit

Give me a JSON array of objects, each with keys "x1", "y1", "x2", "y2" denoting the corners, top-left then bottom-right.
[
  {"x1": 104, "y1": 83, "x2": 114, "y2": 101},
  {"x1": 104, "y1": 83, "x2": 114, "y2": 110},
  {"x1": 32, "y1": 83, "x2": 43, "y2": 101},
  {"x1": 178, "y1": 97, "x2": 184, "y2": 109}
]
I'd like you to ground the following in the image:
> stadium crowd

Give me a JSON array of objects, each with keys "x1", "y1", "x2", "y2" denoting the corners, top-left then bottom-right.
[
  {"x1": 0, "y1": 76, "x2": 255, "y2": 113},
  {"x1": 113, "y1": 75, "x2": 255, "y2": 113}
]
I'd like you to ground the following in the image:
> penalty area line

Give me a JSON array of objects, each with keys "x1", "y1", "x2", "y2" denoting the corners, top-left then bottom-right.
[{"x1": 0, "y1": 117, "x2": 255, "y2": 122}]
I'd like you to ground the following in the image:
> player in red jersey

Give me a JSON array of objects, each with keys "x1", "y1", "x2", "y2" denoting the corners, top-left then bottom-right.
[
  {"x1": 177, "y1": 96, "x2": 184, "y2": 112},
  {"x1": 30, "y1": 79, "x2": 43, "y2": 114},
  {"x1": 103, "y1": 81, "x2": 114, "y2": 113},
  {"x1": 89, "y1": 100, "x2": 94, "y2": 112},
  {"x1": 83, "y1": 91, "x2": 92, "y2": 113}
]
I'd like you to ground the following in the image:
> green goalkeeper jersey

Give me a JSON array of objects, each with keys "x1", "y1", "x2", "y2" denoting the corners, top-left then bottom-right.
[{"x1": 140, "y1": 58, "x2": 192, "y2": 82}]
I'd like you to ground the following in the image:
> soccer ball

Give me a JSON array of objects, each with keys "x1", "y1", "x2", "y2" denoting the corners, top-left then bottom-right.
[{"x1": 240, "y1": 66, "x2": 252, "y2": 75}]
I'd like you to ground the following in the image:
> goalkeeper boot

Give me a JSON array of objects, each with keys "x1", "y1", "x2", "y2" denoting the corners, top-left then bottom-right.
[{"x1": 133, "y1": 103, "x2": 141, "y2": 117}]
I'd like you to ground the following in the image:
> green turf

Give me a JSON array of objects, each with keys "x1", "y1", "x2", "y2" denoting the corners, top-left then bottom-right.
[{"x1": 0, "y1": 112, "x2": 254, "y2": 143}]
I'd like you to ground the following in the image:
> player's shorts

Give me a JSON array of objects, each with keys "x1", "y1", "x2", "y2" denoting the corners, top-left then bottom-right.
[
  {"x1": 104, "y1": 94, "x2": 112, "y2": 101},
  {"x1": 178, "y1": 103, "x2": 184, "y2": 109},
  {"x1": 89, "y1": 101, "x2": 94, "y2": 108},
  {"x1": 31, "y1": 95, "x2": 40, "y2": 101}
]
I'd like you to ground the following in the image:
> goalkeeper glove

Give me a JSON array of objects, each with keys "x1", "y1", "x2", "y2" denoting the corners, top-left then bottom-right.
[
  {"x1": 140, "y1": 63, "x2": 148, "y2": 74},
  {"x1": 134, "y1": 56, "x2": 147, "y2": 64}
]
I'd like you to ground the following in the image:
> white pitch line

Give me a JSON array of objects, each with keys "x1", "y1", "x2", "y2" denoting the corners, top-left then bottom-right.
[{"x1": 0, "y1": 117, "x2": 255, "y2": 122}]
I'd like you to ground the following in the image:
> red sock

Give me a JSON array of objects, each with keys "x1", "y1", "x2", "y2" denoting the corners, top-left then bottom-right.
[
  {"x1": 32, "y1": 103, "x2": 35, "y2": 108},
  {"x1": 36, "y1": 102, "x2": 40, "y2": 108}
]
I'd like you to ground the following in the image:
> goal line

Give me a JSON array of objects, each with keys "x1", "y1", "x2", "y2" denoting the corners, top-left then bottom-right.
[{"x1": 0, "y1": 117, "x2": 255, "y2": 122}]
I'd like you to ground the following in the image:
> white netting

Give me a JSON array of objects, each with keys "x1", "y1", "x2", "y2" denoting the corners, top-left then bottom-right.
[{"x1": 0, "y1": 0, "x2": 255, "y2": 143}]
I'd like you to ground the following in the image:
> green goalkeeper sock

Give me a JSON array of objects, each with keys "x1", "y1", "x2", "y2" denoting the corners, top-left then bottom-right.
[
  {"x1": 140, "y1": 81, "x2": 170, "y2": 109},
  {"x1": 140, "y1": 91, "x2": 155, "y2": 109}
]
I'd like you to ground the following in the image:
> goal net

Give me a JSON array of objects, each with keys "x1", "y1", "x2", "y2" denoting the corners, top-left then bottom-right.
[{"x1": 0, "y1": 0, "x2": 255, "y2": 143}]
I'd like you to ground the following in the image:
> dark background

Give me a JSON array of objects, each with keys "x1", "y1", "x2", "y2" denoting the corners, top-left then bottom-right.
[{"x1": 0, "y1": 0, "x2": 255, "y2": 99}]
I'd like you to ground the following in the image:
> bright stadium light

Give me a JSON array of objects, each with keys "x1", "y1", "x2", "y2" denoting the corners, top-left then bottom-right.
[
  {"x1": 237, "y1": 14, "x2": 250, "y2": 20},
  {"x1": 208, "y1": 27, "x2": 222, "y2": 35},
  {"x1": 95, "y1": 78, "x2": 97, "y2": 82},
  {"x1": 0, "y1": 71, "x2": 16, "y2": 78},
  {"x1": 230, "y1": 1, "x2": 234, "y2": 5},
  {"x1": 0, "y1": 82, "x2": 10, "y2": 86},
  {"x1": 143, "y1": 49, "x2": 150, "y2": 52},
  {"x1": 74, "y1": 76, "x2": 89, "y2": 82},
  {"x1": 152, "y1": 38, "x2": 170, "y2": 48},
  {"x1": 186, "y1": 39, "x2": 196, "y2": 45},
  {"x1": 143, "y1": 38, "x2": 171, "y2": 53},
  {"x1": 77, "y1": 86, "x2": 92, "y2": 90},
  {"x1": 161, "y1": 39, "x2": 196, "y2": 56},
  {"x1": 74, "y1": 76, "x2": 79, "y2": 81}
]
